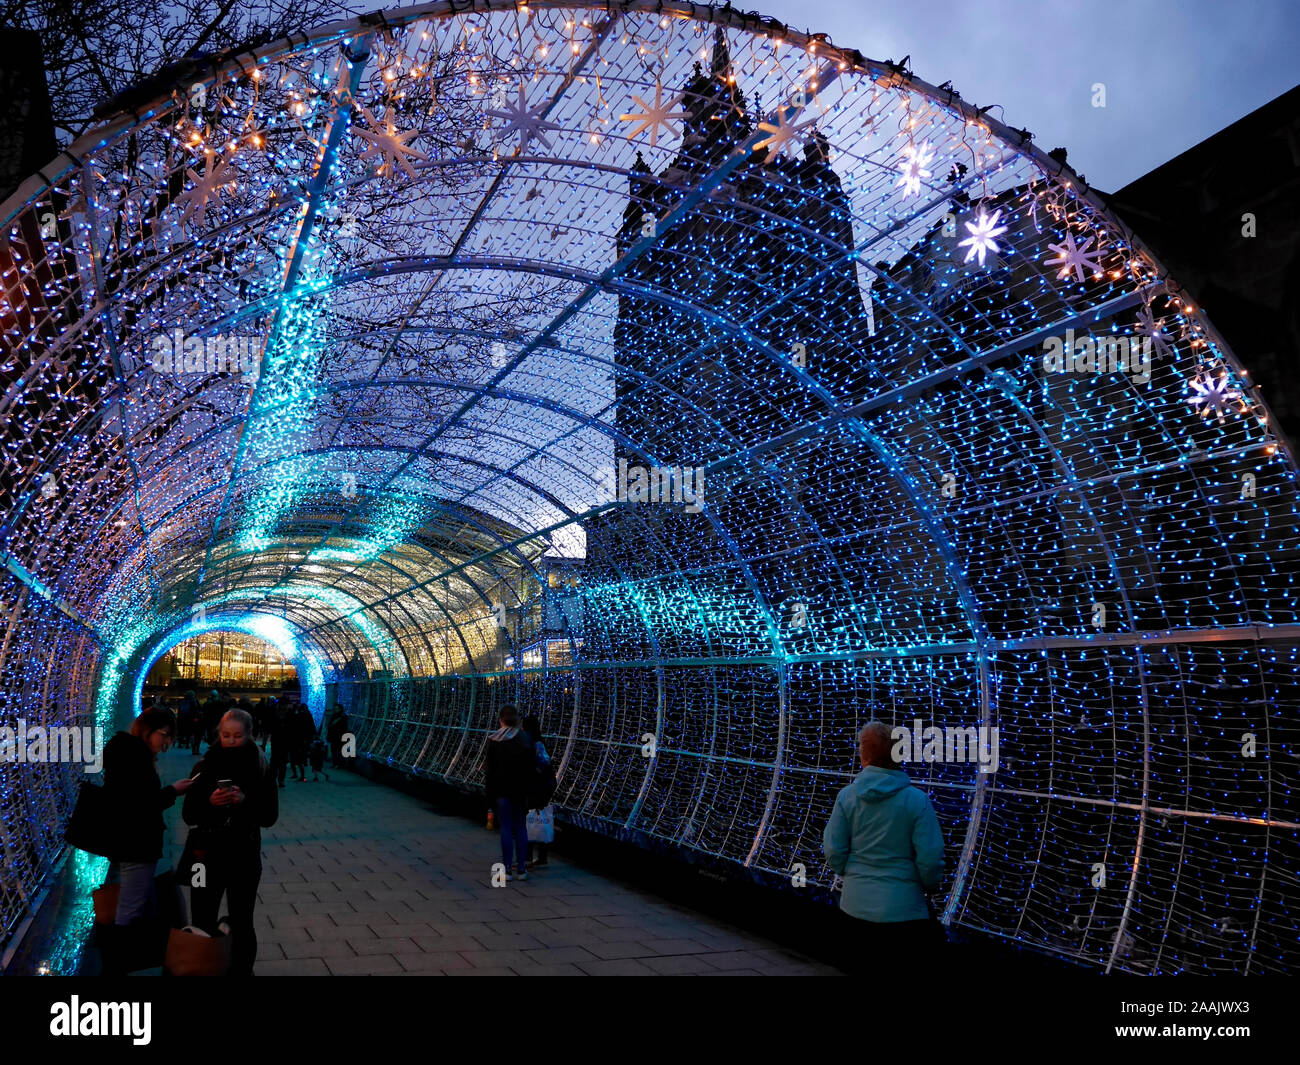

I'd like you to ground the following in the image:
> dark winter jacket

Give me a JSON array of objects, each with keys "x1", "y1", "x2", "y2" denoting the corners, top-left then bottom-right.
[
  {"x1": 291, "y1": 707, "x2": 316, "y2": 762},
  {"x1": 484, "y1": 726, "x2": 535, "y2": 803},
  {"x1": 182, "y1": 740, "x2": 278, "y2": 855},
  {"x1": 268, "y1": 708, "x2": 293, "y2": 766},
  {"x1": 101, "y1": 731, "x2": 179, "y2": 862}
]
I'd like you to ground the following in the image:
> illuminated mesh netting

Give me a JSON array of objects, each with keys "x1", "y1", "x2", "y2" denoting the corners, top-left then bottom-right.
[{"x1": 1, "y1": 1, "x2": 1297, "y2": 975}]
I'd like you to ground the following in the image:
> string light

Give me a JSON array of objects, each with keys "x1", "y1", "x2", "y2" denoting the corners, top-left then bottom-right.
[{"x1": 0, "y1": 4, "x2": 1293, "y2": 979}]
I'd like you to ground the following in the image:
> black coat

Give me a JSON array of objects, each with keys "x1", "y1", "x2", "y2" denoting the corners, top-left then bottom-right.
[
  {"x1": 182, "y1": 741, "x2": 278, "y2": 856},
  {"x1": 268, "y1": 710, "x2": 293, "y2": 766},
  {"x1": 485, "y1": 728, "x2": 535, "y2": 803},
  {"x1": 292, "y1": 708, "x2": 316, "y2": 760},
  {"x1": 102, "y1": 731, "x2": 178, "y2": 862}
]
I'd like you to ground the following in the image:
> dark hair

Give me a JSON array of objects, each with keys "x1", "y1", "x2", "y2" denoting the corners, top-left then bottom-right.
[
  {"x1": 499, "y1": 703, "x2": 519, "y2": 725},
  {"x1": 131, "y1": 705, "x2": 176, "y2": 740},
  {"x1": 521, "y1": 714, "x2": 542, "y2": 744}
]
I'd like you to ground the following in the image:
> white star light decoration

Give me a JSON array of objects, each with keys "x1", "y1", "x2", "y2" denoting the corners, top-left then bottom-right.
[
  {"x1": 895, "y1": 140, "x2": 935, "y2": 197},
  {"x1": 173, "y1": 152, "x2": 240, "y2": 227},
  {"x1": 958, "y1": 205, "x2": 1008, "y2": 267},
  {"x1": 1136, "y1": 302, "x2": 1173, "y2": 361},
  {"x1": 619, "y1": 81, "x2": 687, "y2": 149},
  {"x1": 1045, "y1": 230, "x2": 1101, "y2": 283},
  {"x1": 487, "y1": 84, "x2": 561, "y2": 153},
  {"x1": 754, "y1": 108, "x2": 818, "y2": 163},
  {"x1": 353, "y1": 105, "x2": 430, "y2": 180},
  {"x1": 1187, "y1": 366, "x2": 1244, "y2": 424}
]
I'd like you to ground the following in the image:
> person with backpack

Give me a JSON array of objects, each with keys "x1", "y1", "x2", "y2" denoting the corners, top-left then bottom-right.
[
  {"x1": 521, "y1": 714, "x2": 556, "y2": 868},
  {"x1": 182, "y1": 707, "x2": 279, "y2": 976},
  {"x1": 484, "y1": 704, "x2": 534, "y2": 882}
]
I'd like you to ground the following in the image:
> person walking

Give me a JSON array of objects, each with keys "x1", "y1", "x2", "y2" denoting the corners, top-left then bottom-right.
[
  {"x1": 202, "y1": 690, "x2": 223, "y2": 747},
  {"x1": 253, "y1": 697, "x2": 270, "y2": 746},
  {"x1": 822, "y1": 720, "x2": 946, "y2": 977},
  {"x1": 308, "y1": 737, "x2": 328, "y2": 782},
  {"x1": 290, "y1": 702, "x2": 314, "y2": 782},
  {"x1": 178, "y1": 690, "x2": 196, "y2": 749},
  {"x1": 268, "y1": 698, "x2": 292, "y2": 788},
  {"x1": 485, "y1": 704, "x2": 534, "y2": 882},
  {"x1": 327, "y1": 708, "x2": 349, "y2": 769},
  {"x1": 521, "y1": 714, "x2": 556, "y2": 869},
  {"x1": 181, "y1": 708, "x2": 278, "y2": 976},
  {"x1": 99, "y1": 706, "x2": 194, "y2": 973}
]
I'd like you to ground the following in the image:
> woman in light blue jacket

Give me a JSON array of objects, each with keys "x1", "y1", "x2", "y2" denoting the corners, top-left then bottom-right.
[{"x1": 823, "y1": 721, "x2": 945, "y2": 971}]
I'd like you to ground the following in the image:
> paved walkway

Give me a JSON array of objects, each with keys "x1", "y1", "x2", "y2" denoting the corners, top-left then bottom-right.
[{"x1": 157, "y1": 749, "x2": 838, "y2": 976}]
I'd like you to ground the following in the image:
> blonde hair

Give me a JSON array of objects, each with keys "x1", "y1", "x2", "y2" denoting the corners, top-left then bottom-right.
[
  {"x1": 219, "y1": 708, "x2": 254, "y2": 740},
  {"x1": 219, "y1": 708, "x2": 268, "y2": 772}
]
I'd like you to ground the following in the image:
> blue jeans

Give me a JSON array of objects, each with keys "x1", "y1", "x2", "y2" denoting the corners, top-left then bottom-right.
[
  {"x1": 111, "y1": 860, "x2": 157, "y2": 925},
  {"x1": 496, "y1": 797, "x2": 528, "y2": 872}
]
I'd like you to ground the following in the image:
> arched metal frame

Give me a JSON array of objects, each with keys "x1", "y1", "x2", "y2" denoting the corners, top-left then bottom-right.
[{"x1": 1, "y1": 1, "x2": 1297, "y2": 975}]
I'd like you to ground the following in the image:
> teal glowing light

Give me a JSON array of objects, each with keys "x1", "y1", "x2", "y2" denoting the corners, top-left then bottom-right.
[
  {"x1": 198, "y1": 584, "x2": 409, "y2": 678},
  {"x1": 311, "y1": 492, "x2": 427, "y2": 564},
  {"x1": 131, "y1": 610, "x2": 329, "y2": 722}
]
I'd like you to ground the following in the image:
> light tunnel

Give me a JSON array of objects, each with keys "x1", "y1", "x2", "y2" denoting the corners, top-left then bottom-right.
[{"x1": 1, "y1": 0, "x2": 1297, "y2": 976}]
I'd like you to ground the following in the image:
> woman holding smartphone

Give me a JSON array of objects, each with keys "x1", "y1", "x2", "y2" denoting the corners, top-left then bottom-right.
[
  {"x1": 182, "y1": 707, "x2": 279, "y2": 976},
  {"x1": 100, "y1": 705, "x2": 195, "y2": 973}
]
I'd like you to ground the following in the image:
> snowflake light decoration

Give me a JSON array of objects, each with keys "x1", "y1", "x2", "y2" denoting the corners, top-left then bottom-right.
[
  {"x1": 1136, "y1": 301, "x2": 1174, "y2": 361},
  {"x1": 173, "y1": 152, "x2": 240, "y2": 227},
  {"x1": 1045, "y1": 229, "x2": 1101, "y2": 283},
  {"x1": 486, "y1": 84, "x2": 562, "y2": 153},
  {"x1": 958, "y1": 205, "x2": 1008, "y2": 267},
  {"x1": 620, "y1": 81, "x2": 687, "y2": 149},
  {"x1": 353, "y1": 105, "x2": 430, "y2": 180},
  {"x1": 754, "y1": 108, "x2": 818, "y2": 163},
  {"x1": 895, "y1": 140, "x2": 935, "y2": 197},
  {"x1": 1187, "y1": 365, "x2": 1244, "y2": 424}
]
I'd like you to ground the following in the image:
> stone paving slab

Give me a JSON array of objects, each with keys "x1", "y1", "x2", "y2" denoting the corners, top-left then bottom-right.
[{"x1": 157, "y1": 749, "x2": 839, "y2": 977}]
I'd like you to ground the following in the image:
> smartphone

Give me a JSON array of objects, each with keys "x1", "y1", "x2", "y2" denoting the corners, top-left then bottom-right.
[{"x1": 215, "y1": 778, "x2": 233, "y2": 790}]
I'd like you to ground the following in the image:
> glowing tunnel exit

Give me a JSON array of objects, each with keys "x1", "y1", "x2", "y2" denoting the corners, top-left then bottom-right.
[{"x1": 131, "y1": 613, "x2": 329, "y2": 723}]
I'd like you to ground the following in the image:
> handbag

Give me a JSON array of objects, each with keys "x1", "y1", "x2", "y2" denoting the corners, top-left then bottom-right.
[
  {"x1": 164, "y1": 925, "x2": 233, "y2": 977},
  {"x1": 64, "y1": 781, "x2": 117, "y2": 857},
  {"x1": 526, "y1": 805, "x2": 555, "y2": 844},
  {"x1": 92, "y1": 882, "x2": 120, "y2": 924}
]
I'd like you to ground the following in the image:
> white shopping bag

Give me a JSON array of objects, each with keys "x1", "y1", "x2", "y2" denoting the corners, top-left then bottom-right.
[{"x1": 526, "y1": 805, "x2": 555, "y2": 843}]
